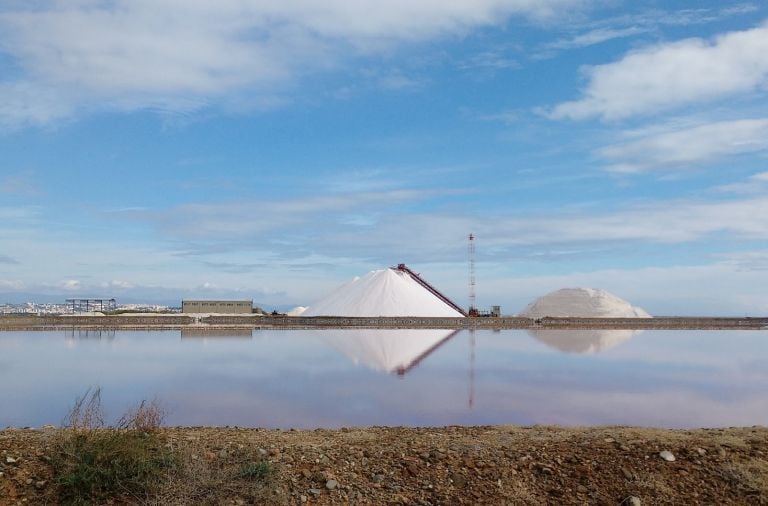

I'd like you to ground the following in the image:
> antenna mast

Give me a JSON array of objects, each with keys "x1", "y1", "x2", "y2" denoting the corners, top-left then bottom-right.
[{"x1": 468, "y1": 233, "x2": 477, "y2": 316}]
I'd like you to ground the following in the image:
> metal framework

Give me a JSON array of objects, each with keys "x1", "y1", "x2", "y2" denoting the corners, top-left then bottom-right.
[
  {"x1": 66, "y1": 298, "x2": 117, "y2": 313},
  {"x1": 468, "y1": 233, "x2": 477, "y2": 316},
  {"x1": 394, "y1": 263, "x2": 468, "y2": 317}
]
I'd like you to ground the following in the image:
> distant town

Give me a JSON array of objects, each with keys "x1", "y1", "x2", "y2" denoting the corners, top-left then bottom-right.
[{"x1": 0, "y1": 301, "x2": 175, "y2": 315}]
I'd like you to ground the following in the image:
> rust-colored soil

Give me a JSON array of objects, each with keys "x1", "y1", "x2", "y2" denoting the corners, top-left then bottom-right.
[{"x1": 2, "y1": 425, "x2": 767, "y2": 505}]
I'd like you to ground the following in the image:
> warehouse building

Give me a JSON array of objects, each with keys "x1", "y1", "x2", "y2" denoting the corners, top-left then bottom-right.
[{"x1": 181, "y1": 300, "x2": 253, "y2": 314}]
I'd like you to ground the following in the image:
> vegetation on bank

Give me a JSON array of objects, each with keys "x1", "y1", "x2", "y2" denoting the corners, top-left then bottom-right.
[{"x1": 50, "y1": 389, "x2": 172, "y2": 504}]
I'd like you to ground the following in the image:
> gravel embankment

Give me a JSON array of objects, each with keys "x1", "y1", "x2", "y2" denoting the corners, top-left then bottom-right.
[{"x1": 2, "y1": 425, "x2": 767, "y2": 505}]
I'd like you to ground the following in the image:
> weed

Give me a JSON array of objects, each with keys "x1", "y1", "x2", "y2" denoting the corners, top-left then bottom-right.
[
  {"x1": 52, "y1": 388, "x2": 172, "y2": 505},
  {"x1": 238, "y1": 461, "x2": 272, "y2": 480}
]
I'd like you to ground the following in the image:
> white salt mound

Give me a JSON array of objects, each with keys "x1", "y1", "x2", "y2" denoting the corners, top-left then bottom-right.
[
  {"x1": 527, "y1": 329, "x2": 639, "y2": 354},
  {"x1": 520, "y1": 288, "x2": 651, "y2": 318},
  {"x1": 286, "y1": 306, "x2": 307, "y2": 316},
  {"x1": 303, "y1": 268, "x2": 464, "y2": 317},
  {"x1": 319, "y1": 329, "x2": 457, "y2": 373}
]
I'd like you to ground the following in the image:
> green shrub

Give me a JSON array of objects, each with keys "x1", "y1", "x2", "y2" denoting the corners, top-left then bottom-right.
[{"x1": 238, "y1": 461, "x2": 272, "y2": 481}]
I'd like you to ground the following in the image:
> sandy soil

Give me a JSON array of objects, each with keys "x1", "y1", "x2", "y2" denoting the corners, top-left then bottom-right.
[{"x1": 2, "y1": 425, "x2": 767, "y2": 505}]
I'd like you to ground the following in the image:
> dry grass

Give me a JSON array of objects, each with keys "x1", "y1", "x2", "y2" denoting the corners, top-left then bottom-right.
[
  {"x1": 719, "y1": 461, "x2": 768, "y2": 499},
  {"x1": 51, "y1": 388, "x2": 172, "y2": 505}
]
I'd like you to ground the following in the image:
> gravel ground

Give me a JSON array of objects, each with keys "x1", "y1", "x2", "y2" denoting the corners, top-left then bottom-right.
[{"x1": 1, "y1": 425, "x2": 767, "y2": 505}]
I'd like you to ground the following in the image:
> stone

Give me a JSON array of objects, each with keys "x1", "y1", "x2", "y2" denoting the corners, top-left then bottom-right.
[
  {"x1": 326, "y1": 479, "x2": 338, "y2": 490},
  {"x1": 258, "y1": 448, "x2": 268, "y2": 457},
  {"x1": 300, "y1": 495, "x2": 307, "y2": 503},
  {"x1": 696, "y1": 448, "x2": 707, "y2": 456},
  {"x1": 627, "y1": 496, "x2": 642, "y2": 506},
  {"x1": 309, "y1": 488, "x2": 321, "y2": 496},
  {"x1": 659, "y1": 450, "x2": 675, "y2": 462},
  {"x1": 621, "y1": 467, "x2": 633, "y2": 480},
  {"x1": 451, "y1": 473, "x2": 467, "y2": 488},
  {"x1": 577, "y1": 485, "x2": 588, "y2": 494},
  {"x1": 301, "y1": 469, "x2": 311, "y2": 479},
  {"x1": 25, "y1": 478, "x2": 33, "y2": 485},
  {"x1": 34, "y1": 481, "x2": 46, "y2": 489},
  {"x1": 5, "y1": 457, "x2": 17, "y2": 465}
]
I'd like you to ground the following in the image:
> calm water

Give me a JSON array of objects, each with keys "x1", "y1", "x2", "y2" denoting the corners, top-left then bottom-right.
[{"x1": 1, "y1": 328, "x2": 767, "y2": 429}]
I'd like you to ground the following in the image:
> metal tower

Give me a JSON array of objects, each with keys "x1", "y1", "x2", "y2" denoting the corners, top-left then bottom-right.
[{"x1": 468, "y1": 233, "x2": 477, "y2": 316}]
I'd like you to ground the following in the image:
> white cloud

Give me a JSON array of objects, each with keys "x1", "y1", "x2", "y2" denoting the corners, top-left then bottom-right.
[
  {"x1": 598, "y1": 118, "x2": 768, "y2": 172},
  {"x1": 543, "y1": 26, "x2": 646, "y2": 51},
  {"x1": 716, "y1": 171, "x2": 768, "y2": 193},
  {"x1": 549, "y1": 21, "x2": 768, "y2": 120},
  {"x1": 0, "y1": 0, "x2": 585, "y2": 126}
]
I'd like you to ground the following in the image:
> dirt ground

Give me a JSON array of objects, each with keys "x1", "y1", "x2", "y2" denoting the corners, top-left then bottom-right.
[{"x1": 1, "y1": 425, "x2": 767, "y2": 505}]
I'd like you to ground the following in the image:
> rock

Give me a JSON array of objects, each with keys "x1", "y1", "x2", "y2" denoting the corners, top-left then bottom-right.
[
  {"x1": 258, "y1": 448, "x2": 268, "y2": 457},
  {"x1": 34, "y1": 481, "x2": 46, "y2": 489},
  {"x1": 696, "y1": 448, "x2": 707, "y2": 456},
  {"x1": 626, "y1": 496, "x2": 642, "y2": 506},
  {"x1": 326, "y1": 479, "x2": 338, "y2": 490},
  {"x1": 659, "y1": 450, "x2": 675, "y2": 462},
  {"x1": 300, "y1": 495, "x2": 307, "y2": 503},
  {"x1": 621, "y1": 467, "x2": 633, "y2": 480},
  {"x1": 577, "y1": 485, "x2": 588, "y2": 494},
  {"x1": 5, "y1": 457, "x2": 17, "y2": 465},
  {"x1": 312, "y1": 471, "x2": 326, "y2": 483},
  {"x1": 620, "y1": 445, "x2": 630, "y2": 451},
  {"x1": 25, "y1": 478, "x2": 33, "y2": 485},
  {"x1": 372, "y1": 473, "x2": 384, "y2": 482},
  {"x1": 301, "y1": 469, "x2": 311, "y2": 479},
  {"x1": 309, "y1": 488, "x2": 321, "y2": 496},
  {"x1": 450, "y1": 473, "x2": 467, "y2": 488}
]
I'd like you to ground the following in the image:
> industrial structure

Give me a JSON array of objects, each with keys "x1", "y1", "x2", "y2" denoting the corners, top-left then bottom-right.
[
  {"x1": 66, "y1": 298, "x2": 117, "y2": 313},
  {"x1": 181, "y1": 300, "x2": 253, "y2": 314}
]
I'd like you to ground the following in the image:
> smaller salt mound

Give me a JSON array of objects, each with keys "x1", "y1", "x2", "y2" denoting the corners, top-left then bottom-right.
[
  {"x1": 303, "y1": 268, "x2": 464, "y2": 317},
  {"x1": 520, "y1": 288, "x2": 651, "y2": 318},
  {"x1": 528, "y1": 329, "x2": 639, "y2": 354}
]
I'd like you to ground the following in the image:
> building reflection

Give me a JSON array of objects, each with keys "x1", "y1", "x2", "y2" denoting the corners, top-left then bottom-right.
[
  {"x1": 527, "y1": 329, "x2": 639, "y2": 354},
  {"x1": 319, "y1": 329, "x2": 460, "y2": 376},
  {"x1": 181, "y1": 328, "x2": 253, "y2": 339},
  {"x1": 64, "y1": 329, "x2": 116, "y2": 340}
]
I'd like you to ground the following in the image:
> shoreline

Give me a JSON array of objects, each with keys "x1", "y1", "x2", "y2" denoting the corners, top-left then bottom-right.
[
  {"x1": 1, "y1": 314, "x2": 767, "y2": 331},
  {"x1": 2, "y1": 424, "x2": 766, "y2": 504}
]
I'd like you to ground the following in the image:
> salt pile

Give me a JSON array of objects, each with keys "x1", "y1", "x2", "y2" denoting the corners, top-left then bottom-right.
[
  {"x1": 520, "y1": 288, "x2": 651, "y2": 318},
  {"x1": 302, "y1": 268, "x2": 464, "y2": 317},
  {"x1": 286, "y1": 306, "x2": 307, "y2": 316},
  {"x1": 319, "y1": 329, "x2": 458, "y2": 374},
  {"x1": 527, "y1": 329, "x2": 639, "y2": 354}
]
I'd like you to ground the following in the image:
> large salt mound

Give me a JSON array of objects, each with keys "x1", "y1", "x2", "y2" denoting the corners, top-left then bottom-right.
[
  {"x1": 319, "y1": 329, "x2": 458, "y2": 374},
  {"x1": 520, "y1": 288, "x2": 651, "y2": 318},
  {"x1": 303, "y1": 268, "x2": 464, "y2": 317}
]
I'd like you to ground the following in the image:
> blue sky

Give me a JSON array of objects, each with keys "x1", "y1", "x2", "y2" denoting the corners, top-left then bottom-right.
[{"x1": 1, "y1": 0, "x2": 767, "y2": 315}]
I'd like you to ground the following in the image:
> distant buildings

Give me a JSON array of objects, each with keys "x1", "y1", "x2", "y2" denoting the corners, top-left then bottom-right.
[{"x1": 181, "y1": 300, "x2": 253, "y2": 314}]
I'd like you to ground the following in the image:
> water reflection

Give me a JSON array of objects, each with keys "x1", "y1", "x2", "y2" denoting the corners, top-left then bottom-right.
[
  {"x1": 180, "y1": 328, "x2": 253, "y2": 339},
  {"x1": 527, "y1": 329, "x2": 638, "y2": 353},
  {"x1": 64, "y1": 329, "x2": 116, "y2": 340},
  {"x1": 318, "y1": 329, "x2": 460, "y2": 375},
  {"x1": 2, "y1": 329, "x2": 767, "y2": 428}
]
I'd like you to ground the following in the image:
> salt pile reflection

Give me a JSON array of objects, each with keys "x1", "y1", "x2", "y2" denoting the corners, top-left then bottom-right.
[
  {"x1": 318, "y1": 328, "x2": 460, "y2": 375},
  {"x1": 527, "y1": 329, "x2": 639, "y2": 353}
]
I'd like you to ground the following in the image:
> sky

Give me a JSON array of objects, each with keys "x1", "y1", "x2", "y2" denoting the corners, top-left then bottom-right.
[{"x1": 1, "y1": 0, "x2": 767, "y2": 315}]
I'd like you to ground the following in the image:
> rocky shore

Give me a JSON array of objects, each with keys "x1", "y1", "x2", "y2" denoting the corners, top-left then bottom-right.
[{"x1": 2, "y1": 425, "x2": 766, "y2": 505}]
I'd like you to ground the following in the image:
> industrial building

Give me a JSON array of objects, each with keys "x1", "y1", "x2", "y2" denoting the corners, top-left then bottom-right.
[{"x1": 181, "y1": 300, "x2": 253, "y2": 314}]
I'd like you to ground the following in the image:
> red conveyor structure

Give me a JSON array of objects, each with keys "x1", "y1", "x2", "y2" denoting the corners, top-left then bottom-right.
[{"x1": 394, "y1": 263, "x2": 468, "y2": 317}]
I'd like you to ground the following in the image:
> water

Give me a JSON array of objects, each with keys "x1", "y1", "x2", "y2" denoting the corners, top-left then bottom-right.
[{"x1": 1, "y1": 328, "x2": 767, "y2": 429}]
